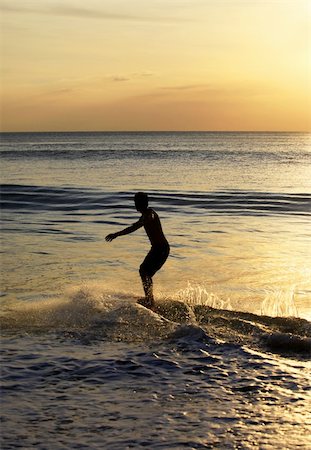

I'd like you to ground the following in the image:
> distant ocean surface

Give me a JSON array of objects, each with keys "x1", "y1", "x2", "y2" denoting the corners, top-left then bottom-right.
[{"x1": 1, "y1": 132, "x2": 311, "y2": 449}]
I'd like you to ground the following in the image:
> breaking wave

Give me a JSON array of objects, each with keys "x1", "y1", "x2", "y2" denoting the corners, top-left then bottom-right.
[{"x1": 1, "y1": 285, "x2": 310, "y2": 357}]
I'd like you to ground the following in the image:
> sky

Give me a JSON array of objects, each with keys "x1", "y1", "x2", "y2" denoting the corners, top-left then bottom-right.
[{"x1": 0, "y1": 0, "x2": 310, "y2": 132}]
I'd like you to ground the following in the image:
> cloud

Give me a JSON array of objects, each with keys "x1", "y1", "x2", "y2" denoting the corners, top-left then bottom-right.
[
  {"x1": 160, "y1": 84, "x2": 209, "y2": 91},
  {"x1": 0, "y1": 2, "x2": 188, "y2": 23},
  {"x1": 110, "y1": 72, "x2": 155, "y2": 82},
  {"x1": 110, "y1": 76, "x2": 130, "y2": 82},
  {"x1": 28, "y1": 72, "x2": 155, "y2": 98},
  {"x1": 157, "y1": 82, "x2": 279, "y2": 98}
]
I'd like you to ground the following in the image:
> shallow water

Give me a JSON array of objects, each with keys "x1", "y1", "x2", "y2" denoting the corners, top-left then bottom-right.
[{"x1": 1, "y1": 132, "x2": 311, "y2": 448}]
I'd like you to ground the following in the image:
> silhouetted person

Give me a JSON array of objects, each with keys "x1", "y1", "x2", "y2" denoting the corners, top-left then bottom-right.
[{"x1": 105, "y1": 192, "x2": 170, "y2": 309}]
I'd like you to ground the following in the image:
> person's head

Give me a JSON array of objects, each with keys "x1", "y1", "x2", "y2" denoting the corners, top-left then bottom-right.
[{"x1": 135, "y1": 192, "x2": 148, "y2": 212}]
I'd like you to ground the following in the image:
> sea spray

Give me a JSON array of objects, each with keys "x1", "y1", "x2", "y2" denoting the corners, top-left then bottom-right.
[
  {"x1": 260, "y1": 285, "x2": 298, "y2": 317},
  {"x1": 1, "y1": 284, "x2": 310, "y2": 356},
  {"x1": 175, "y1": 282, "x2": 232, "y2": 310}
]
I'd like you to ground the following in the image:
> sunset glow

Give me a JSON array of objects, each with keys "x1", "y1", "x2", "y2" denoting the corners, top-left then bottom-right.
[{"x1": 1, "y1": 0, "x2": 310, "y2": 131}]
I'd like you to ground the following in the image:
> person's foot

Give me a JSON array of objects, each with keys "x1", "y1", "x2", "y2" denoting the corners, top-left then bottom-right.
[{"x1": 137, "y1": 297, "x2": 155, "y2": 310}]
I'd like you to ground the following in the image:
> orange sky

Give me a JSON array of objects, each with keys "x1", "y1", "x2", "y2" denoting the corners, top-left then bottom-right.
[{"x1": 1, "y1": 0, "x2": 310, "y2": 131}]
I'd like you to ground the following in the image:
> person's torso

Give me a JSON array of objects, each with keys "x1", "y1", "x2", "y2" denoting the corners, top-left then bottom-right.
[{"x1": 142, "y1": 208, "x2": 168, "y2": 247}]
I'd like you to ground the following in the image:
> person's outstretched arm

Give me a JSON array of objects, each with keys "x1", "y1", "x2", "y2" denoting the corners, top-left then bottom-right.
[{"x1": 105, "y1": 219, "x2": 143, "y2": 242}]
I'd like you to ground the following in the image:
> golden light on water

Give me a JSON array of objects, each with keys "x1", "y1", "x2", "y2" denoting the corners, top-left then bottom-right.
[{"x1": 1, "y1": 0, "x2": 310, "y2": 131}]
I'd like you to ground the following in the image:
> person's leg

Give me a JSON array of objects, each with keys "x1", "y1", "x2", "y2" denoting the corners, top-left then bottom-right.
[
  {"x1": 139, "y1": 266, "x2": 154, "y2": 308},
  {"x1": 138, "y1": 245, "x2": 170, "y2": 308}
]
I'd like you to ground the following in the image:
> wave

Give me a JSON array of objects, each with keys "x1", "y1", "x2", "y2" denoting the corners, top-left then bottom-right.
[
  {"x1": 1, "y1": 184, "x2": 310, "y2": 217},
  {"x1": 1, "y1": 131, "x2": 309, "y2": 163},
  {"x1": 1, "y1": 286, "x2": 310, "y2": 357},
  {"x1": 192, "y1": 305, "x2": 311, "y2": 355}
]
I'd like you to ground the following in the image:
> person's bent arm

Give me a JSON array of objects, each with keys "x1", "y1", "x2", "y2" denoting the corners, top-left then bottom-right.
[{"x1": 105, "y1": 220, "x2": 143, "y2": 242}]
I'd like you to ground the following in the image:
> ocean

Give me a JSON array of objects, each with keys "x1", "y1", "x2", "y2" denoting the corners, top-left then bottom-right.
[{"x1": 1, "y1": 132, "x2": 310, "y2": 449}]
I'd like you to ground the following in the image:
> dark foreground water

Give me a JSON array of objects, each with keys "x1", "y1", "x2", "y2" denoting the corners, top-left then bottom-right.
[
  {"x1": 1, "y1": 132, "x2": 310, "y2": 448},
  {"x1": 1, "y1": 291, "x2": 311, "y2": 449}
]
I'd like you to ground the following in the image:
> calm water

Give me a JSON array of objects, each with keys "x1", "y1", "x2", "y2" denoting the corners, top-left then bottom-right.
[{"x1": 1, "y1": 132, "x2": 311, "y2": 449}]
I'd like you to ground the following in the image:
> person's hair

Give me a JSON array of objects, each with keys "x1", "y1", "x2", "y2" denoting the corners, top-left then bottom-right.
[{"x1": 135, "y1": 192, "x2": 148, "y2": 210}]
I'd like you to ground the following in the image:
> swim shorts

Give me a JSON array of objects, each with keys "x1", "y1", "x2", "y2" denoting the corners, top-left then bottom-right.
[{"x1": 140, "y1": 242, "x2": 170, "y2": 277}]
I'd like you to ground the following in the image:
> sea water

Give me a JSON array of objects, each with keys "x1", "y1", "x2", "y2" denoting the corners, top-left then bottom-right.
[{"x1": 1, "y1": 132, "x2": 310, "y2": 449}]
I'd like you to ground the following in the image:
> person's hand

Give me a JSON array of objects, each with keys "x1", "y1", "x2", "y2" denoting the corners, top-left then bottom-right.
[{"x1": 105, "y1": 233, "x2": 117, "y2": 242}]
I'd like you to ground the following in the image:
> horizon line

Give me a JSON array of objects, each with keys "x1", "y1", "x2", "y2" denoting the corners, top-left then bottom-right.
[{"x1": 1, "y1": 130, "x2": 310, "y2": 134}]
